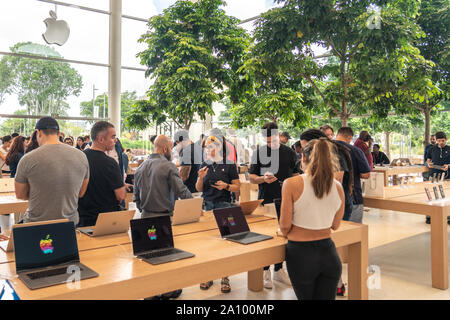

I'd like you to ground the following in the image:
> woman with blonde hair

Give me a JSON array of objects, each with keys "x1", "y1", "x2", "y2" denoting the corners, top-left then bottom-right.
[
  {"x1": 195, "y1": 134, "x2": 240, "y2": 293},
  {"x1": 280, "y1": 138, "x2": 345, "y2": 300}
]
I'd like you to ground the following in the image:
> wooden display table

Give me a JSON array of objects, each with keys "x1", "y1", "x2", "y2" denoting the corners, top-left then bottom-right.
[
  {"x1": 373, "y1": 165, "x2": 429, "y2": 186},
  {"x1": 0, "y1": 208, "x2": 271, "y2": 264},
  {"x1": 364, "y1": 181, "x2": 450, "y2": 290},
  {"x1": 0, "y1": 219, "x2": 368, "y2": 300}
]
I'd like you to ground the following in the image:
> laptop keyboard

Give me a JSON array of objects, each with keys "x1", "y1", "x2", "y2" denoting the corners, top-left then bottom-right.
[
  {"x1": 140, "y1": 248, "x2": 182, "y2": 259},
  {"x1": 27, "y1": 266, "x2": 81, "y2": 280},
  {"x1": 227, "y1": 232, "x2": 260, "y2": 241}
]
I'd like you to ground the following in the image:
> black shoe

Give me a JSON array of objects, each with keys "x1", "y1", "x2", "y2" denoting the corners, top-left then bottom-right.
[
  {"x1": 426, "y1": 216, "x2": 430, "y2": 224},
  {"x1": 161, "y1": 289, "x2": 182, "y2": 299}
]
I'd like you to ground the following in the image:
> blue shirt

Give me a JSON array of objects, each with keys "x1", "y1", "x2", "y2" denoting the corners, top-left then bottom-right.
[{"x1": 335, "y1": 141, "x2": 371, "y2": 205}]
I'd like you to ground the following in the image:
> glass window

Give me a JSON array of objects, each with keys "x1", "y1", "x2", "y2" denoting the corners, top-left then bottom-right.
[
  {"x1": 122, "y1": 0, "x2": 176, "y2": 18},
  {"x1": 0, "y1": 0, "x2": 109, "y2": 64},
  {"x1": 122, "y1": 18, "x2": 149, "y2": 69}
]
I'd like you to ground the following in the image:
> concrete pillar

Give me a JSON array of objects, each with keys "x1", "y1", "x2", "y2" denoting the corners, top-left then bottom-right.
[{"x1": 109, "y1": 0, "x2": 122, "y2": 136}]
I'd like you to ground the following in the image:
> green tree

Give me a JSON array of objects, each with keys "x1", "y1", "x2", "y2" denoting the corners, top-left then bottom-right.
[
  {"x1": 412, "y1": 0, "x2": 449, "y2": 144},
  {"x1": 80, "y1": 91, "x2": 138, "y2": 134},
  {"x1": 1, "y1": 42, "x2": 82, "y2": 116},
  {"x1": 0, "y1": 58, "x2": 14, "y2": 105},
  {"x1": 246, "y1": 0, "x2": 426, "y2": 126},
  {"x1": 127, "y1": 0, "x2": 250, "y2": 130},
  {"x1": 0, "y1": 110, "x2": 28, "y2": 136}
]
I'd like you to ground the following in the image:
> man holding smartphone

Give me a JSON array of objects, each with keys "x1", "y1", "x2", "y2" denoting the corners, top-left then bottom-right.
[{"x1": 249, "y1": 122, "x2": 299, "y2": 289}]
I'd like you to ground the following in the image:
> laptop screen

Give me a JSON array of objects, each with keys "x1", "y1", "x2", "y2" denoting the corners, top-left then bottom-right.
[
  {"x1": 130, "y1": 216, "x2": 174, "y2": 256},
  {"x1": 273, "y1": 198, "x2": 282, "y2": 221},
  {"x1": 13, "y1": 222, "x2": 79, "y2": 272},
  {"x1": 213, "y1": 206, "x2": 250, "y2": 237}
]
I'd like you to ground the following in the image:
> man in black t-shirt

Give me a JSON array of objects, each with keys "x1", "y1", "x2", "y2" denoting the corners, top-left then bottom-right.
[
  {"x1": 78, "y1": 121, "x2": 125, "y2": 227},
  {"x1": 174, "y1": 130, "x2": 203, "y2": 193},
  {"x1": 372, "y1": 144, "x2": 390, "y2": 166},
  {"x1": 249, "y1": 122, "x2": 298, "y2": 289}
]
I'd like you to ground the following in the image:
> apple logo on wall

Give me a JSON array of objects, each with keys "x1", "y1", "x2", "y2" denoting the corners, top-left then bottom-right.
[{"x1": 42, "y1": 10, "x2": 70, "y2": 46}]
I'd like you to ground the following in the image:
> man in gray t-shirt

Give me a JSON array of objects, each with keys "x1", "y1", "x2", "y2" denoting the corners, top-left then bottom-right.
[{"x1": 14, "y1": 117, "x2": 89, "y2": 225}]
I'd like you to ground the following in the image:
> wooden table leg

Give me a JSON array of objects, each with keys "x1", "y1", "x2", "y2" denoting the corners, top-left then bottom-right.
[
  {"x1": 347, "y1": 224, "x2": 369, "y2": 300},
  {"x1": 384, "y1": 172, "x2": 389, "y2": 187},
  {"x1": 430, "y1": 212, "x2": 448, "y2": 289},
  {"x1": 248, "y1": 268, "x2": 264, "y2": 292}
]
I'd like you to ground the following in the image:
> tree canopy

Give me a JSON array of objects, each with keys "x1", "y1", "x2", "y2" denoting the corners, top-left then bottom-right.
[
  {"x1": 0, "y1": 42, "x2": 83, "y2": 116},
  {"x1": 127, "y1": 0, "x2": 250, "y2": 130},
  {"x1": 234, "y1": 0, "x2": 430, "y2": 127},
  {"x1": 80, "y1": 91, "x2": 139, "y2": 133}
]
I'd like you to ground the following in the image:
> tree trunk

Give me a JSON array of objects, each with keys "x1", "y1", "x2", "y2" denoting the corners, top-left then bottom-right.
[
  {"x1": 384, "y1": 131, "x2": 391, "y2": 160},
  {"x1": 340, "y1": 113, "x2": 348, "y2": 127},
  {"x1": 424, "y1": 105, "x2": 431, "y2": 147}
]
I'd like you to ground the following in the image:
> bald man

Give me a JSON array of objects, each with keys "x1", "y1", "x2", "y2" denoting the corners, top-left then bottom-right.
[{"x1": 133, "y1": 135, "x2": 193, "y2": 218}]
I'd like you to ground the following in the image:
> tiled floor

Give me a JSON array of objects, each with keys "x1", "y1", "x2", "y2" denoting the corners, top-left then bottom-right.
[{"x1": 179, "y1": 208, "x2": 450, "y2": 300}]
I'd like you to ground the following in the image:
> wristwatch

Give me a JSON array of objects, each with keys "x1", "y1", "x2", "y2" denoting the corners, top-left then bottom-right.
[{"x1": 226, "y1": 184, "x2": 230, "y2": 191}]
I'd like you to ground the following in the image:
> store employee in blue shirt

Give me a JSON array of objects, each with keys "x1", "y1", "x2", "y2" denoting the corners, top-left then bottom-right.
[{"x1": 426, "y1": 131, "x2": 450, "y2": 180}]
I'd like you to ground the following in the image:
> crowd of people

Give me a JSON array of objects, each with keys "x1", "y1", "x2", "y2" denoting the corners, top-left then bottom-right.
[{"x1": 1, "y1": 116, "x2": 449, "y2": 301}]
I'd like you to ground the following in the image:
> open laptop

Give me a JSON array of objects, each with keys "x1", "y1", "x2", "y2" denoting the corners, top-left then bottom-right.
[
  {"x1": 0, "y1": 219, "x2": 68, "y2": 253},
  {"x1": 130, "y1": 216, "x2": 195, "y2": 265},
  {"x1": 13, "y1": 221, "x2": 99, "y2": 290},
  {"x1": 171, "y1": 198, "x2": 203, "y2": 226},
  {"x1": 239, "y1": 199, "x2": 264, "y2": 215},
  {"x1": 77, "y1": 210, "x2": 135, "y2": 237},
  {"x1": 213, "y1": 206, "x2": 273, "y2": 245}
]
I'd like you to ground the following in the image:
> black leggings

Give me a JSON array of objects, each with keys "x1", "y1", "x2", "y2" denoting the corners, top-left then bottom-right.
[{"x1": 285, "y1": 238, "x2": 342, "y2": 300}]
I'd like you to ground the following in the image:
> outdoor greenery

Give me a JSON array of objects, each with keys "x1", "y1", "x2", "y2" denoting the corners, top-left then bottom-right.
[
  {"x1": 0, "y1": 42, "x2": 83, "y2": 117},
  {"x1": 80, "y1": 91, "x2": 139, "y2": 133},
  {"x1": 0, "y1": 0, "x2": 448, "y2": 157},
  {"x1": 127, "y1": 0, "x2": 249, "y2": 130}
]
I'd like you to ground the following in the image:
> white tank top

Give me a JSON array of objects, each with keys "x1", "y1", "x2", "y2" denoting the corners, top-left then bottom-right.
[{"x1": 292, "y1": 174, "x2": 342, "y2": 230}]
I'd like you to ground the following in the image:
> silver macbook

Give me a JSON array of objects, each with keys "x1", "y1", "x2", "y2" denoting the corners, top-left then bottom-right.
[
  {"x1": 171, "y1": 198, "x2": 203, "y2": 226},
  {"x1": 77, "y1": 210, "x2": 135, "y2": 237}
]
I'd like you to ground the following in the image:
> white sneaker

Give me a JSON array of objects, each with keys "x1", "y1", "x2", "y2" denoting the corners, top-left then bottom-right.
[
  {"x1": 263, "y1": 270, "x2": 273, "y2": 289},
  {"x1": 273, "y1": 269, "x2": 292, "y2": 286}
]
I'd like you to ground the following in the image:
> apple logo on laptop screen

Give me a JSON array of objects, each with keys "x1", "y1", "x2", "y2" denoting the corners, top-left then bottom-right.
[
  {"x1": 148, "y1": 226, "x2": 157, "y2": 240},
  {"x1": 39, "y1": 234, "x2": 54, "y2": 254},
  {"x1": 42, "y1": 10, "x2": 70, "y2": 46}
]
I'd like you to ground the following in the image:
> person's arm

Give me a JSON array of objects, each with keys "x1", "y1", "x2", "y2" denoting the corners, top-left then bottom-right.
[
  {"x1": 79, "y1": 178, "x2": 89, "y2": 198},
  {"x1": 114, "y1": 186, "x2": 126, "y2": 202},
  {"x1": 334, "y1": 171, "x2": 344, "y2": 183},
  {"x1": 133, "y1": 171, "x2": 141, "y2": 212},
  {"x1": 179, "y1": 165, "x2": 191, "y2": 182},
  {"x1": 14, "y1": 157, "x2": 29, "y2": 200},
  {"x1": 0, "y1": 151, "x2": 6, "y2": 162},
  {"x1": 213, "y1": 165, "x2": 241, "y2": 192},
  {"x1": 383, "y1": 153, "x2": 390, "y2": 165},
  {"x1": 280, "y1": 177, "x2": 298, "y2": 237},
  {"x1": 168, "y1": 164, "x2": 192, "y2": 199},
  {"x1": 331, "y1": 183, "x2": 345, "y2": 230},
  {"x1": 15, "y1": 181, "x2": 30, "y2": 200},
  {"x1": 213, "y1": 179, "x2": 240, "y2": 192},
  {"x1": 195, "y1": 166, "x2": 208, "y2": 192},
  {"x1": 79, "y1": 156, "x2": 90, "y2": 198},
  {"x1": 356, "y1": 148, "x2": 371, "y2": 179}
]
